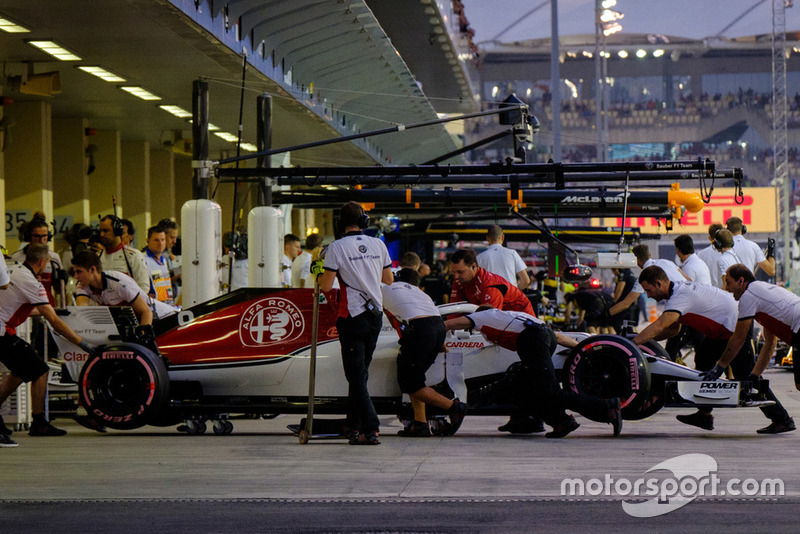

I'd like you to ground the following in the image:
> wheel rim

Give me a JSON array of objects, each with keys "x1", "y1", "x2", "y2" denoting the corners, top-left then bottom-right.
[{"x1": 574, "y1": 352, "x2": 632, "y2": 398}]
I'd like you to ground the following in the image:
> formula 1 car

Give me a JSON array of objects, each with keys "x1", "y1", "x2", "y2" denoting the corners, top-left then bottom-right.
[{"x1": 50, "y1": 288, "x2": 773, "y2": 434}]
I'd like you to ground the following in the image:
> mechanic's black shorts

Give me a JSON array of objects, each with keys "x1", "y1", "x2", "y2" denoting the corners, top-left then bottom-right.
[
  {"x1": 0, "y1": 333, "x2": 49, "y2": 382},
  {"x1": 396, "y1": 316, "x2": 447, "y2": 394}
]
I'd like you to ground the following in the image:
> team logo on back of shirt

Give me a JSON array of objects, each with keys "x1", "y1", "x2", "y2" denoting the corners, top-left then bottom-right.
[
  {"x1": 239, "y1": 297, "x2": 305, "y2": 346},
  {"x1": 358, "y1": 245, "x2": 367, "y2": 253}
]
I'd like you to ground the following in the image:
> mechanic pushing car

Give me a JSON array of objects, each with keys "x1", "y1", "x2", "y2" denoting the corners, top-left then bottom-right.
[
  {"x1": 381, "y1": 268, "x2": 467, "y2": 437},
  {"x1": 0, "y1": 244, "x2": 98, "y2": 446},
  {"x1": 318, "y1": 201, "x2": 394, "y2": 446},
  {"x1": 632, "y1": 265, "x2": 794, "y2": 433},
  {"x1": 699, "y1": 263, "x2": 797, "y2": 433},
  {"x1": 443, "y1": 306, "x2": 623, "y2": 438}
]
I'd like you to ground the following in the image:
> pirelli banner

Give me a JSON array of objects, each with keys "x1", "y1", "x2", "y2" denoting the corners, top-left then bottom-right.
[{"x1": 591, "y1": 187, "x2": 778, "y2": 235}]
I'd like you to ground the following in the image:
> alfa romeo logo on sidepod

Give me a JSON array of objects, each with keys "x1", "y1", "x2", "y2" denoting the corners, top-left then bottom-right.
[{"x1": 239, "y1": 297, "x2": 305, "y2": 346}]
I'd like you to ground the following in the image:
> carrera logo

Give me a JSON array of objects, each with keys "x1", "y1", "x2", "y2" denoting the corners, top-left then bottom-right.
[
  {"x1": 239, "y1": 297, "x2": 305, "y2": 347},
  {"x1": 445, "y1": 341, "x2": 485, "y2": 349}
]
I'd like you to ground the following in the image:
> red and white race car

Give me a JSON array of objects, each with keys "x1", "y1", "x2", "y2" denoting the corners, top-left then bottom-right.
[{"x1": 50, "y1": 288, "x2": 772, "y2": 434}]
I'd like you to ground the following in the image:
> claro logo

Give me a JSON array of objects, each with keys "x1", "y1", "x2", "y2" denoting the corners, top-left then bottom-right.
[
  {"x1": 62, "y1": 351, "x2": 90, "y2": 362},
  {"x1": 239, "y1": 297, "x2": 305, "y2": 347}
]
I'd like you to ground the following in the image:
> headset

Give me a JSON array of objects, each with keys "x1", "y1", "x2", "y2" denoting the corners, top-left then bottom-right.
[
  {"x1": 337, "y1": 205, "x2": 370, "y2": 232},
  {"x1": 712, "y1": 229, "x2": 730, "y2": 251},
  {"x1": 101, "y1": 214, "x2": 125, "y2": 237},
  {"x1": 25, "y1": 219, "x2": 53, "y2": 242}
]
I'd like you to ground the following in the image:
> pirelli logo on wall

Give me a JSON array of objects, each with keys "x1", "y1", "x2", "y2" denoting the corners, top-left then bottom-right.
[{"x1": 591, "y1": 187, "x2": 778, "y2": 234}]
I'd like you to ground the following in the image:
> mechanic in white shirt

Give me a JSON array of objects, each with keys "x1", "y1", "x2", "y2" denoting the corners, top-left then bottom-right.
[
  {"x1": 282, "y1": 234, "x2": 302, "y2": 288},
  {"x1": 381, "y1": 268, "x2": 465, "y2": 437},
  {"x1": 632, "y1": 264, "x2": 789, "y2": 433},
  {"x1": 726, "y1": 216, "x2": 775, "y2": 277},
  {"x1": 696, "y1": 223, "x2": 723, "y2": 284},
  {"x1": 476, "y1": 224, "x2": 530, "y2": 290},
  {"x1": 674, "y1": 234, "x2": 711, "y2": 285},
  {"x1": 0, "y1": 244, "x2": 96, "y2": 443},
  {"x1": 71, "y1": 251, "x2": 177, "y2": 325},
  {"x1": 609, "y1": 243, "x2": 688, "y2": 318},
  {"x1": 318, "y1": 201, "x2": 394, "y2": 445},
  {"x1": 444, "y1": 306, "x2": 622, "y2": 438},
  {"x1": 714, "y1": 229, "x2": 742, "y2": 289},
  {"x1": 291, "y1": 233, "x2": 323, "y2": 288}
]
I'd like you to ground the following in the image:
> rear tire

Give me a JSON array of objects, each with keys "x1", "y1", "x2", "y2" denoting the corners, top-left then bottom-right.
[
  {"x1": 562, "y1": 335, "x2": 651, "y2": 420},
  {"x1": 79, "y1": 343, "x2": 169, "y2": 430}
]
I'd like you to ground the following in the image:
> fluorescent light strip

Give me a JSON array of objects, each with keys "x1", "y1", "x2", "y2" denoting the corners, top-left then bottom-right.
[
  {"x1": 239, "y1": 143, "x2": 258, "y2": 152},
  {"x1": 27, "y1": 40, "x2": 81, "y2": 61},
  {"x1": 77, "y1": 65, "x2": 125, "y2": 83},
  {"x1": 119, "y1": 86, "x2": 161, "y2": 101},
  {"x1": 214, "y1": 132, "x2": 239, "y2": 142},
  {"x1": 159, "y1": 105, "x2": 192, "y2": 118},
  {"x1": 0, "y1": 17, "x2": 29, "y2": 33}
]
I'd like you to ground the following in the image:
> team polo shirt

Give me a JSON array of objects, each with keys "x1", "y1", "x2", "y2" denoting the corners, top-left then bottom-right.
[
  {"x1": 632, "y1": 258, "x2": 685, "y2": 296},
  {"x1": 732, "y1": 235, "x2": 766, "y2": 273},
  {"x1": 11, "y1": 246, "x2": 62, "y2": 305},
  {"x1": 323, "y1": 231, "x2": 392, "y2": 318},
  {"x1": 381, "y1": 281, "x2": 440, "y2": 337},
  {"x1": 476, "y1": 244, "x2": 526, "y2": 286},
  {"x1": 0, "y1": 264, "x2": 49, "y2": 336},
  {"x1": 76, "y1": 270, "x2": 176, "y2": 320},
  {"x1": 99, "y1": 243, "x2": 151, "y2": 294},
  {"x1": 717, "y1": 249, "x2": 742, "y2": 286},
  {"x1": 737, "y1": 281, "x2": 800, "y2": 344},
  {"x1": 451, "y1": 267, "x2": 534, "y2": 315},
  {"x1": 680, "y1": 254, "x2": 711, "y2": 285},
  {"x1": 663, "y1": 281, "x2": 737, "y2": 339},
  {"x1": 0, "y1": 259, "x2": 9, "y2": 287},
  {"x1": 697, "y1": 245, "x2": 722, "y2": 287},
  {"x1": 465, "y1": 308, "x2": 544, "y2": 351}
]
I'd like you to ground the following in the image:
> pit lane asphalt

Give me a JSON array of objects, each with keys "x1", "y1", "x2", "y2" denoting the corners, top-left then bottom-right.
[{"x1": 2, "y1": 368, "x2": 800, "y2": 533}]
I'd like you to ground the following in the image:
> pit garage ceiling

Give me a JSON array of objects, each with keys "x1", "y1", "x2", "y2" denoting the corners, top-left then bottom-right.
[{"x1": 0, "y1": 0, "x2": 465, "y2": 166}]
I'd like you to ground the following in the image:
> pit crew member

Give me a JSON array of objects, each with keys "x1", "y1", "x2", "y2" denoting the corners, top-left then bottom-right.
[
  {"x1": 381, "y1": 268, "x2": 467, "y2": 437},
  {"x1": 449, "y1": 248, "x2": 534, "y2": 314},
  {"x1": 0, "y1": 244, "x2": 97, "y2": 444},
  {"x1": 71, "y1": 251, "x2": 177, "y2": 325},
  {"x1": 632, "y1": 265, "x2": 791, "y2": 433},
  {"x1": 700, "y1": 263, "x2": 797, "y2": 433},
  {"x1": 318, "y1": 201, "x2": 393, "y2": 446},
  {"x1": 444, "y1": 306, "x2": 622, "y2": 438},
  {"x1": 726, "y1": 216, "x2": 775, "y2": 278},
  {"x1": 10, "y1": 218, "x2": 63, "y2": 305}
]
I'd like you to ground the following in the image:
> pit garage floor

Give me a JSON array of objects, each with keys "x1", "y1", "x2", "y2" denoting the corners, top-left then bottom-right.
[{"x1": 2, "y1": 368, "x2": 800, "y2": 532}]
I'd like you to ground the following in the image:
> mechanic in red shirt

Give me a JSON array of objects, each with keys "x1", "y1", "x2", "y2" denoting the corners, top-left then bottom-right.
[
  {"x1": 449, "y1": 249, "x2": 534, "y2": 315},
  {"x1": 444, "y1": 306, "x2": 622, "y2": 438}
]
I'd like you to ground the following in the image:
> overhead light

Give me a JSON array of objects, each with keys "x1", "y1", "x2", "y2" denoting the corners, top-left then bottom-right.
[
  {"x1": 77, "y1": 65, "x2": 125, "y2": 83},
  {"x1": 618, "y1": 50, "x2": 628, "y2": 58},
  {"x1": 653, "y1": 49, "x2": 665, "y2": 57},
  {"x1": 159, "y1": 105, "x2": 192, "y2": 118},
  {"x1": 214, "y1": 131, "x2": 239, "y2": 142},
  {"x1": 636, "y1": 49, "x2": 646, "y2": 58},
  {"x1": 603, "y1": 22, "x2": 622, "y2": 36},
  {"x1": 240, "y1": 143, "x2": 258, "y2": 152},
  {"x1": 601, "y1": 0, "x2": 617, "y2": 7},
  {"x1": 0, "y1": 16, "x2": 29, "y2": 33},
  {"x1": 26, "y1": 40, "x2": 81, "y2": 61},
  {"x1": 119, "y1": 86, "x2": 161, "y2": 101},
  {"x1": 187, "y1": 121, "x2": 221, "y2": 131}
]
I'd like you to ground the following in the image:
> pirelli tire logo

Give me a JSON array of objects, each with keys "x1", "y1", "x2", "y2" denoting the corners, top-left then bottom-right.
[{"x1": 239, "y1": 297, "x2": 305, "y2": 347}]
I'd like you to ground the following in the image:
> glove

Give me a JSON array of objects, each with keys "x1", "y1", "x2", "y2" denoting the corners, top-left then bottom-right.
[
  {"x1": 766, "y1": 238, "x2": 775, "y2": 259},
  {"x1": 744, "y1": 373, "x2": 761, "y2": 389},
  {"x1": 700, "y1": 364, "x2": 725, "y2": 381},
  {"x1": 78, "y1": 340, "x2": 98, "y2": 357},
  {"x1": 310, "y1": 259, "x2": 324, "y2": 278}
]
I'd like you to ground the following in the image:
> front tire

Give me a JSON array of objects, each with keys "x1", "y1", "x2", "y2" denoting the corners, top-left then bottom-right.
[
  {"x1": 562, "y1": 335, "x2": 651, "y2": 420},
  {"x1": 79, "y1": 343, "x2": 169, "y2": 430}
]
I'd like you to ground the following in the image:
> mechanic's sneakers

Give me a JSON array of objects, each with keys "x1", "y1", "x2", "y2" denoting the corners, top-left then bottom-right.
[
  {"x1": 607, "y1": 398, "x2": 623, "y2": 437},
  {"x1": 498, "y1": 415, "x2": 546, "y2": 434},
  {"x1": 676, "y1": 411, "x2": 714, "y2": 431},
  {"x1": 545, "y1": 416, "x2": 580, "y2": 438},
  {"x1": 0, "y1": 433, "x2": 18, "y2": 447},
  {"x1": 397, "y1": 420, "x2": 432, "y2": 437},
  {"x1": 446, "y1": 400, "x2": 468, "y2": 436},
  {"x1": 0, "y1": 415, "x2": 12, "y2": 436},
  {"x1": 350, "y1": 430, "x2": 381, "y2": 445},
  {"x1": 757, "y1": 417, "x2": 796, "y2": 434},
  {"x1": 73, "y1": 414, "x2": 107, "y2": 433},
  {"x1": 28, "y1": 421, "x2": 67, "y2": 437}
]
